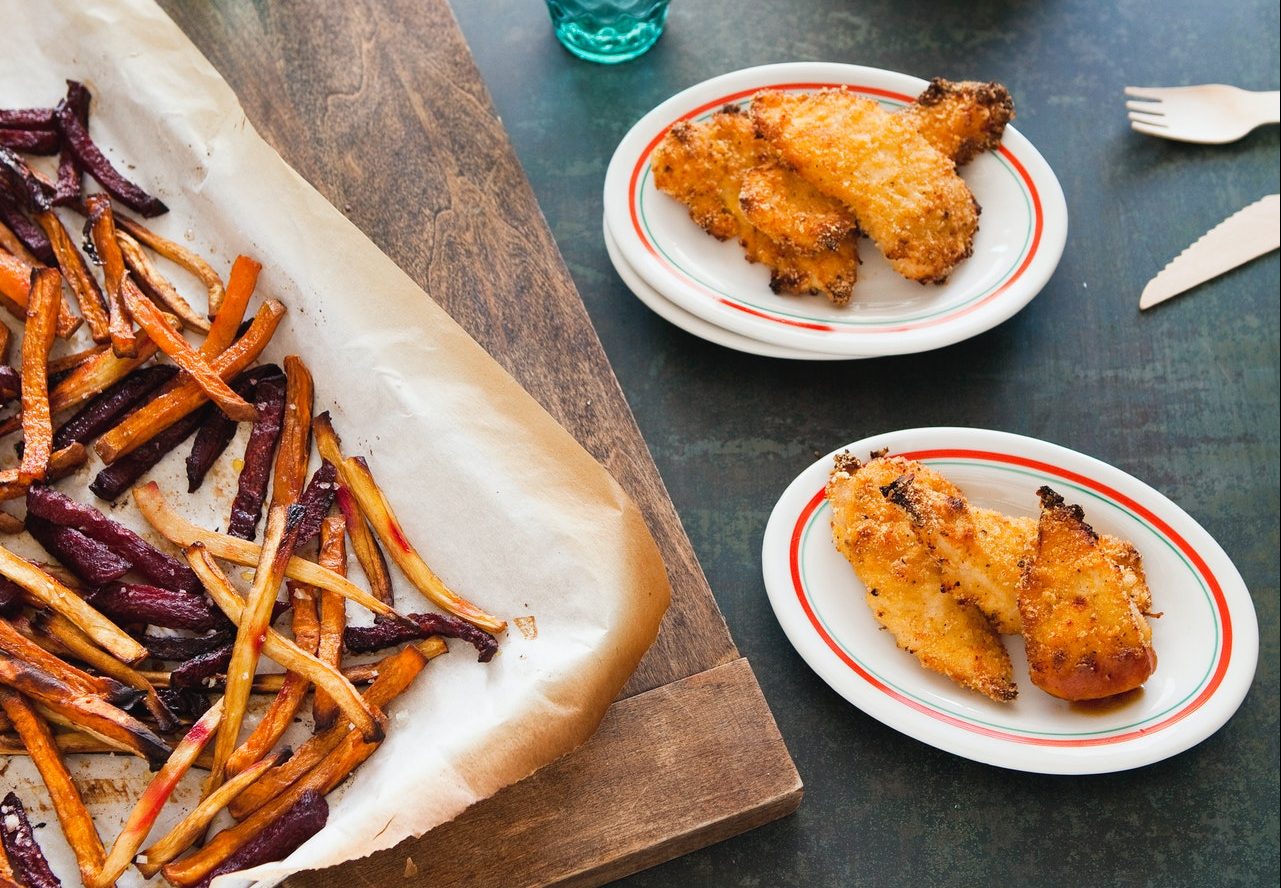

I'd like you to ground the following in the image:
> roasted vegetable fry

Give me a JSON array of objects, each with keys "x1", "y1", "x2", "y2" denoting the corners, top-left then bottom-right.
[
  {"x1": 0, "y1": 248, "x2": 40, "y2": 323},
  {"x1": 0, "y1": 511, "x2": 22, "y2": 536},
  {"x1": 0, "y1": 689, "x2": 107, "y2": 885},
  {"x1": 200, "y1": 255, "x2": 257, "y2": 352},
  {"x1": 19, "y1": 267, "x2": 60, "y2": 484},
  {"x1": 116, "y1": 228, "x2": 211, "y2": 333},
  {"x1": 345, "y1": 611, "x2": 497, "y2": 662},
  {"x1": 92, "y1": 699, "x2": 225, "y2": 888},
  {"x1": 1018, "y1": 487, "x2": 1157, "y2": 701},
  {"x1": 0, "y1": 108, "x2": 56, "y2": 129},
  {"x1": 0, "y1": 128, "x2": 59, "y2": 154},
  {"x1": 194, "y1": 790, "x2": 328, "y2": 888},
  {"x1": 228, "y1": 643, "x2": 433, "y2": 821},
  {"x1": 138, "y1": 630, "x2": 233, "y2": 662},
  {"x1": 134, "y1": 482, "x2": 403, "y2": 620},
  {"x1": 184, "y1": 364, "x2": 283, "y2": 492},
  {"x1": 0, "y1": 186, "x2": 54, "y2": 265},
  {"x1": 36, "y1": 209, "x2": 110, "y2": 341},
  {"x1": 1, "y1": 791, "x2": 62, "y2": 888},
  {"x1": 90, "y1": 402, "x2": 214, "y2": 501},
  {"x1": 227, "y1": 376, "x2": 286, "y2": 539},
  {"x1": 53, "y1": 363, "x2": 178, "y2": 449},
  {"x1": 311, "y1": 516, "x2": 347, "y2": 731},
  {"x1": 34, "y1": 328, "x2": 163, "y2": 421},
  {"x1": 55, "y1": 82, "x2": 167, "y2": 216},
  {"x1": 52, "y1": 81, "x2": 89, "y2": 208},
  {"x1": 137, "y1": 750, "x2": 286, "y2": 878},
  {"x1": 0, "y1": 652, "x2": 170, "y2": 765},
  {"x1": 270, "y1": 356, "x2": 315, "y2": 510},
  {"x1": 169, "y1": 643, "x2": 233, "y2": 690},
  {"x1": 226, "y1": 577, "x2": 319, "y2": 775},
  {"x1": 26, "y1": 485, "x2": 202, "y2": 593},
  {"x1": 123, "y1": 282, "x2": 257, "y2": 421},
  {"x1": 0, "y1": 544, "x2": 146, "y2": 663},
  {"x1": 95, "y1": 298, "x2": 285, "y2": 462},
  {"x1": 46, "y1": 343, "x2": 109, "y2": 376},
  {"x1": 0, "y1": 148, "x2": 50, "y2": 212},
  {"x1": 0, "y1": 616, "x2": 114, "y2": 700},
  {"x1": 0, "y1": 444, "x2": 87, "y2": 502},
  {"x1": 0, "y1": 215, "x2": 39, "y2": 264},
  {"x1": 84, "y1": 192, "x2": 139, "y2": 356},
  {"x1": 332, "y1": 483, "x2": 394, "y2": 606},
  {"x1": 290, "y1": 461, "x2": 337, "y2": 548},
  {"x1": 116, "y1": 215, "x2": 225, "y2": 317},
  {"x1": 88, "y1": 581, "x2": 224, "y2": 632},
  {"x1": 25, "y1": 514, "x2": 133, "y2": 586},
  {"x1": 0, "y1": 365, "x2": 18, "y2": 405}
]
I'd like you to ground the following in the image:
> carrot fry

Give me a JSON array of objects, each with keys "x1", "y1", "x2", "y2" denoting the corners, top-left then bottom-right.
[
  {"x1": 136, "y1": 750, "x2": 285, "y2": 878},
  {"x1": 0, "y1": 248, "x2": 37, "y2": 324},
  {"x1": 18, "y1": 267, "x2": 60, "y2": 484},
  {"x1": 201, "y1": 255, "x2": 258, "y2": 353},
  {"x1": 92, "y1": 698, "x2": 224, "y2": 888},
  {"x1": 115, "y1": 214, "x2": 226, "y2": 317},
  {"x1": 122, "y1": 283, "x2": 257, "y2": 421},
  {"x1": 0, "y1": 216, "x2": 39, "y2": 264},
  {"x1": 133, "y1": 482, "x2": 403, "y2": 620},
  {"x1": 0, "y1": 545, "x2": 146, "y2": 663},
  {"x1": 0, "y1": 442, "x2": 87, "y2": 501},
  {"x1": 94, "y1": 298, "x2": 284, "y2": 463},
  {"x1": 84, "y1": 192, "x2": 138, "y2": 357},
  {"x1": 35, "y1": 209, "x2": 108, "y2": 340},
  {"x1": 116, "y1": 229, "x2": 211, "y2": 333},
  {"x1": 185, "y1": 542, "x2": 382, "y2": 750},
  {"x1": 311, "y1": 516, "x2": 347, "y2": 731}
]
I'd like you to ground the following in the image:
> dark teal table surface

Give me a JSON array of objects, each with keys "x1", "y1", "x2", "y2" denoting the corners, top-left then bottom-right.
[{"x1": 452, "y1": 2, "x2": 1278, "y2": 885}]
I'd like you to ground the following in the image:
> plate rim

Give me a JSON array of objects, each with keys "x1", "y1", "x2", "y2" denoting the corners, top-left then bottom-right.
[
  {"x1": 760, "y1": 426, "x2": 1260, "y2": 774},
  {"x1": 603, "y1": 62, "x2": 1069, "y2": 358}
]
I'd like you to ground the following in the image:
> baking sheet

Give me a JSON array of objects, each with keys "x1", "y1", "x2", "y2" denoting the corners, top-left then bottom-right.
[{"x1": 0, "y1": 1, "x2": 671, "y2": 885}]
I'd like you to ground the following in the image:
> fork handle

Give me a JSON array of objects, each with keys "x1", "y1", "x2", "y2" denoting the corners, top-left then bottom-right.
[{"x1": 1252, "y1": 90, "x2": 1281, "y2": 124}]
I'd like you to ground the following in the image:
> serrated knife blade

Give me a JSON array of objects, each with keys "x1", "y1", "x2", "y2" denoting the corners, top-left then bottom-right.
[{"x1": 1140, "y1": 193, "x2": 1280, "y2": 310}]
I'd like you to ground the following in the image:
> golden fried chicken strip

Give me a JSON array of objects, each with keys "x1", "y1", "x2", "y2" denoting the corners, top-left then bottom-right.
[
  {"x1": 900, "y1": 79, "x2": 1015, "y2": 167},
  {"x1": 1018, "y1": 487, "x2": 1156, "y2": 701},
  {"x1": 738, "y1": 160, "x2": 858, "y2": 253},
  {"x1": 751, "y1": 88, "x2": 980, "y2": 284},
  {"x1": 827, "y1": 452, "x2": 1016, "y2": 702},
  {"x1": 883, "y1": 471, "x2": 1030, "y2": 635},
  {"x1": 651, "y1": 107, "x2": 860, "y2": 304}
]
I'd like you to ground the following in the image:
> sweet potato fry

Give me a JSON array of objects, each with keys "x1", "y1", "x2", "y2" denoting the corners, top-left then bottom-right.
[
  {"x1": 0, "y1": 248, "x2": 39, "y2": 323},
  {"x1": 186, "y1": 541, "x2": 382, "y2": 755},
  {"x1": 33, "y1": 328, "x2": 164, "y2": 423},
  {"x1": 311, "y1": 516, "x2": 347, "y2": 731},
  {"x1": 36, "y1": 209, "x2": 111, "y2": 342},
  {"x1": 18, "y1": 267, "x2": 60, "y2": 484},
  {"x1": 84, "y1": 192, "x2": 139, "y2": 357},
  {"x1": 0, "y1": 443, "x2": 87, "y2": 502},
  {"x1": 26, "y1": 485, "x2": 202, "y2": 593},
  {"x1": 0, "y1": 616, "x2": 114, "y2": 700},
  {"x1": 46, "y1": 343, "x2": 108, "y2": 376},
  {"x1": 227, "y1": 376, "x2": 285, "y2": 539},
  {"x1": 225, "y1": 577, "x2": 318, "y2": 775},
  {"x1": 53, "y1": 363, "x2": 177, "y2": 449},
  {"x1": 92, "y1": 698, "x2": 225, "y2": 888},
  {"x1": 116, "y1": 228, "x2": 211, "y2": 333},
  {"x1": 1, "y1": 791, "x2": 62, "y2": 888},
  {"x1": 123, "y1": 283, "x2": 256, "y2": 421},
  {"x1": 0, "y1": 543, "x2": 146, "y2": 663},
  {"x1": 271, "y1": 356, "x2": 315, "y2": 509},
  {"x1": 136, "y1": 750, "x2": 286, "y2": 878},
  {"x1": 0, "y1": 652, "x2": 170, "y2": 766},
  {"x1": 95, "y1": 298, "x2": 285, "y2": 462},
  {"x1": 0, "y1": 688, "x2": 107, "y2": 885},
  {"x1": 55, "y1": 83, "x2": 167, "y2": 217},
  {"x1": 134, "y1": 482, "x2": 404, "y2": 620},
  {"x1": 117, "y1": 215, "x2": 226, "y2": 318},
  {"x1": 227, "y1": 642, "x2": 431, "y2": 821},
  {"x1": 25, "y1": 514, "x2": 133, "y2": 586}
]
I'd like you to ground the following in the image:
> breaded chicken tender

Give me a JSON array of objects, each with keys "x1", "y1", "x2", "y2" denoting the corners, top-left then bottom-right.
[
  {"x1": 651, "y1": 106, "x2": 860, "y2": 304},
  {"x1": 827, "y1": 451, "x2": 1016, "y2": 702},
  {"x1": 900, "y1": 78, "x2": 1015, "y2": 167},
  {"x1": 1018, "y1": 487, "x2": 1157, "y2": 701},
  {"x1": 751, "y1": 88, "x2": 981, "y2": 284},
  {"x1": 883, "y1": 471, "x2": 1030, "y2": 635},
  {"x1": 738, "y1": 160, "x2": 858, "y2": 253}
]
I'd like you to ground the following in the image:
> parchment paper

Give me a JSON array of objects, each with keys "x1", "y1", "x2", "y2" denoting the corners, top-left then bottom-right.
[{"x1": 0, "y1": 1, "x2": 671, "y2": 885}]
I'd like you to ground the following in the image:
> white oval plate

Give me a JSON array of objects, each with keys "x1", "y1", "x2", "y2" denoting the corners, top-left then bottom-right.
[
  {"x1": 761, "y1": 427, "x2": 1259, "y2": 774},
  {"x1": 603, "y1": 63, "x2": 1069, "y2": 358},
  {"x1": 603, "y1": 215, "x2": 856, "y2": 361}
]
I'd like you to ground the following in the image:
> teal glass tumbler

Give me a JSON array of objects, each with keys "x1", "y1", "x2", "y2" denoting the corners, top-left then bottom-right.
[{"x1": 545, "y1": 0, "x2": 670, "y2": 64}]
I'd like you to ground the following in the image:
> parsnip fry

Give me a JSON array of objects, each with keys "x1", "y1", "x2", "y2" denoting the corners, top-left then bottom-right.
[
  {"x1": 92, "y1": 698, "x2": 224, "y2": 888},
  {"x1": 228, "y1": 643, "x2": 432, "y2": 821},
  {"x1": 116, "y1": 214, "x2": 225, "y2": 315},
  {"x1": 137, "y1": 750, "x2": 284, "y2": 878},
  {"x1": 116, "y1": 229, "x2": 211, "y2": 333},
  {"x1": 133, "y1": 482, "x2": 402, "y2": 620},
  {"x1": 201, "y1": 255, "x2": 259, "y2": 354},
  {"x1": 186, "y1": 542, "x2": 382, "y2": 748},
  {"x1": 122, "y1": 283, "x2": 256, "y2": 421},
  {"x1": 18, "y1": 267, "x2": 60, "y2": 485},
  {"x1": 226, "y1": 578, "x2": 318, "y2": 776},
  {"x1": 94, "y1": 298, "x2": 285, "y2": 463},
  {"x1": 312, "y1": 515, "x2": 347, "y2": 731},
  {"x1": 35, "y1": 209, "x2": 109, "y2": 341},
  {"x1": 0, "y1": 653, "x2": 170, "y2": 765},
  {"x1": 84, "y1": 192, "x2": 138, "y2": 357},
  {"x1": 0, "y1": 543, "x2": 146, "y2": 663}
]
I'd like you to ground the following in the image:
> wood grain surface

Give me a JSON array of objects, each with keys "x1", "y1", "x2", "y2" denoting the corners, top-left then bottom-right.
[{"x1": 154, "y1": 0, "x2": 802, "y2": 884}]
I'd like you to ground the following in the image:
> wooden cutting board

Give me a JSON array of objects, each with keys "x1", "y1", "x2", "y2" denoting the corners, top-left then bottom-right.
[{"x1": 157, "y1": 1, "x2": 803, "y2": 884}]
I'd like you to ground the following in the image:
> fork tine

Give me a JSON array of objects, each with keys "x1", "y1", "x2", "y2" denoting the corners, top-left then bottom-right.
[
  {"x1": 1124, "y1": 86, "x2": 1170, "y2": 100},
  {"x1": 1130, "y1": 120, "x2": 1179, "y2": 139},
  {"x1": 1127, "y1": 110, "x2": 1168, "y2": 126},
  {"x1": 1125, "y1": 99, "x2": 1164, "y2": 114}
]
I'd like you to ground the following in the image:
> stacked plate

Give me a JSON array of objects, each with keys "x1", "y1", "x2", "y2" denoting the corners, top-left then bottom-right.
[{"x1": 602, "y1": 63, "x2": 1070, "y2": 360}]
